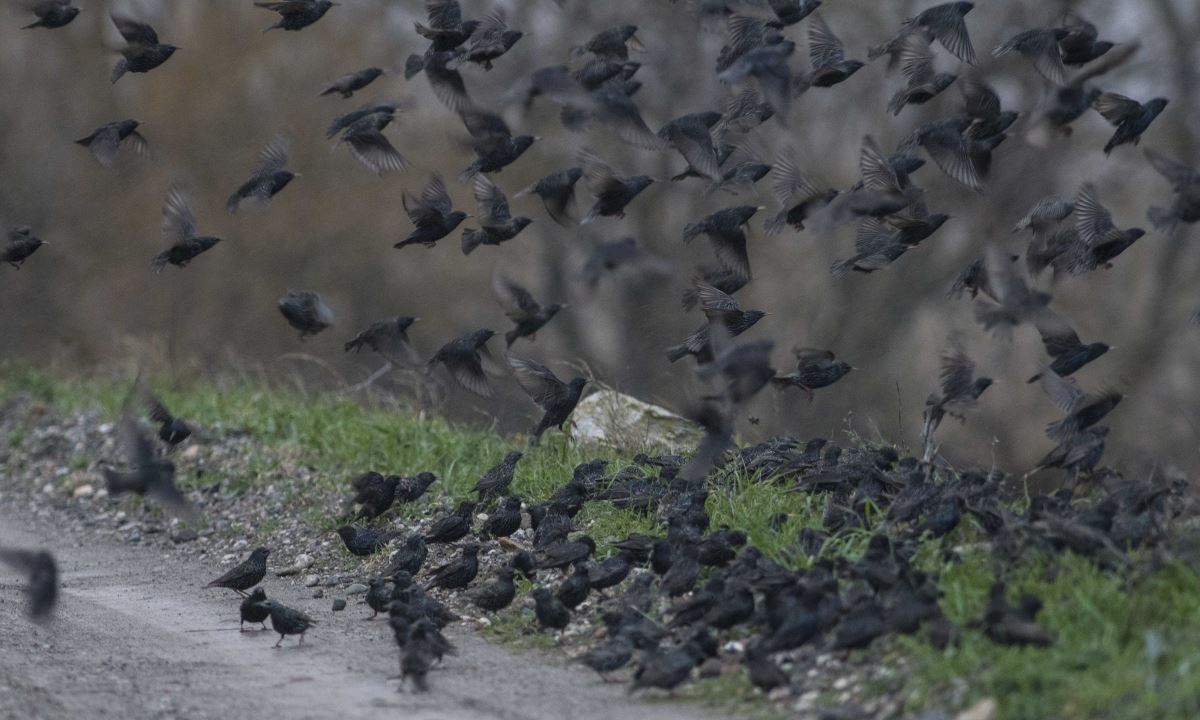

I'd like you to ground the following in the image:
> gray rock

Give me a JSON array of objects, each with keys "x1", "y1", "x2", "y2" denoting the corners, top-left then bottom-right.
[
  {"x1": 312, "y1": 589, "x2": 324, "y2": 599},
  {"x1": 571, "y1": 389, "x2": 702, "y2": 453},
  {"x1": 170, "y1": 528, "x2": 199, "y2": 544},
  {"x1": 332, "y1": 598, "x2": 347, "y2": 612},
  {"x1": 303, "y1": 574, "x2": 320, "y2": 587},
  {"x1": 345, "y1": 583, "x2": 369, "y2": 596}
]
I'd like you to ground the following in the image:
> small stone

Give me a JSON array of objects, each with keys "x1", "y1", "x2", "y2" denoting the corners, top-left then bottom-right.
[
  {"x1": 181, "y1": 445, "x2": 202, "y2": 460},
  {"x1": 41, "y1": 483, "x2": 55, "y2": 495},
  {"x1": 303, "y1": 574, "x2": 320, "y2": 587},
  {"x1": 73, "y1": 484, "x2": 94, "y2": 499},
  {"x1": 275, "y1": 553, "x2": 315, "y2": 577},
  {"x1": 833, "y1": 677, "x2": 850, "y2": 690},
  {"x1": 345, "y1": 583, "x2": 369, "y2": 596},
  {"x1": 956, "y1": 699, "x2": 997, "y2": 720},
  {"x1": 332, "y1": 598, "x2": 347, "y2": 612},
  {"x1": 312, "y1": 589, "x2": 324, "y2": 599},
  {"x1": 94, "y1": 488, "x2": 109, "y2": 500},
  {"x1": 171, "y1": 528, "x2": 199, "y2": 544}
]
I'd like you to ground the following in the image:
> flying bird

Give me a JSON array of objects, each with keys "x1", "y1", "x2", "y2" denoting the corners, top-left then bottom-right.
[
  {"x1": 110, "y1": 14, "x2": 177, "y2": 83},
  {"x1": 508, "y1": 355, "x2": 589, "y2": 446},
  {"x1": 256, "y1": 0, "x2": 337, "y2": 32},
  {"x1": 321, "y1": 67, "x2": 384, "y2": 98},
  {"x1": 76, "y1": 120, "x2": 148, "y2": 169},
  {"x1": 278, "y1": 290, "x2": 334, "y2": 339},
  {"x1": 428, "y1": 329, "x2": 498, "y2": 397},
  {"x1": 344, "y1": 317, "x2": 421, "y2": 365},
  {"x1": 21, "y1": 0, "x2": 79, "y2": 29},
  {"x1": 3, "y1": 226, "x2": 47, "y2": 270},
  {"x1": 461, "y1": 175, "x2": 533, "y2": 255},
  {"x1": 226, "y1": 135, "x2": 296, "y2": 213},
  {"x1": 152, "y1": 187, "x2": 223, "y2": 273},
  {"x1": 493, "y1": 275, "x2": 566, "y2": 346},
  {"x1": 396, "y1": 174, "x2": 468, "y2": 249}
]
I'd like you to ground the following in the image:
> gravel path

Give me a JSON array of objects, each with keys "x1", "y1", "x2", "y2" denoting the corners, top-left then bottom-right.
[{"x1": 0, "y1": 498, "x2": 717, "y2": 720}]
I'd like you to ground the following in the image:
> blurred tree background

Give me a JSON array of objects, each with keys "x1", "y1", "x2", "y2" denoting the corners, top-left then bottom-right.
[{"x1": 2, "y1": 0, "x2": 1198, "y2": 476}]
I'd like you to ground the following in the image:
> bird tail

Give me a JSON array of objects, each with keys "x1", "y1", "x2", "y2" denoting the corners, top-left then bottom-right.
[
  {"x1": 1027, "y1": 372, "x2": 1043, "y2": 384},
  {"x1": 665, "y1": 343, "x2": 690, "y2": 363},
  {"x1": 829, "y1": 257, "x2": 855, "y2": 278},
  {"x1": 344, "y1": 337, "x2": 365, "y2": 354},
  {"x1": 681, "y1": 222, "x2": 704, "y2": 244},
  {"x1": 150, "y1": 252, "x2": 170, "y2": 274},
  {"x1": 404, "y1": 54, "x2": 426, "y2": 79},
  {"x1": 23, "y1": 20, "x2": 44, "y2": 29},
  {"x1": 74, "y1": 136, "x2": 92, "y2": 147},
  {"x1": 457, "y1": 164, "x2": 479, "y2": 184},
  {"x1": 1103, "y1": 138, "x2": 1117, "y2": 156},
  {"x1": 319, "y1": 86, "x2": 337, "y2": 96},
  {"x1": 111, "y1": 59, "x2": 129, "y2": 84},
  {"x1": 102, "y1": 468, "x2": 137, "y2": 496},
  {"x1": 580, "y1": 206, "x2": 601, "y2": 225},
  {"x1": 1147, "y1": 206, "x2": 1177, "y2": 231},
  {"x1": 887, "y1": 90, "x2": 907, "y2": 116},
  {"x1": 461, "y1": 228, "x2": 484, "y2": 256}
]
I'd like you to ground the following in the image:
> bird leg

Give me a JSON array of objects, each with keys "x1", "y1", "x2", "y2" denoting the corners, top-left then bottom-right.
[
  {"x1": 802, "y1": 385, "x2": 814, "y2": 403},
  {"x1": 274, "y1": 635, "x2": 284, "y2": 648},
  {"x1": 299, "y1": 632, "x2": 305, "y2": 646}
]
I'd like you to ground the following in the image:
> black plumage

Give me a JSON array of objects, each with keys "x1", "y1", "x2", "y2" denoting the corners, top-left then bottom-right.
[
  {"x1": 1027, "y1": 313, "x2": 1109, "y2": 383},
  {"x1": 517, "y1": 167, "x2": 584, "y2": 226},
  {"x1": 396, "y1": 175, "x2": 468, "y2": 249},
  {"x1": 256, "y1": 0, "x2": 336, "y2": 32},
  {"x1": 658, "y1": 111, "x2": 723, "y2": 182},
  {"x1": 464, "y1": 9, "x2": 523, "y2": 70},
  {"x1": 262, "y1": 601, "x2": 316, "y2": 648},
  {"x1": 110, "y1": 14, "x2": 177, "y2": 83},
  {"x1": 578, "y1": 25, "x2": 642, "y2": 61},
  {"x1": 870, "y1": 1, "x2": 976, "y2": 66},
  {"x1": 981, "y1": 582, "x2": 1053, "y2": 646},
  {"x1": 992, "y1": 28, "x2": 1068, "y2": 84},
  {"x1": 717, "y1": 41, "x2": 797, "y2": 122},
  {"x1": 336, "y1": 525, "x2": 398, "y2": 556},
  {"x1": 226, "y1": 135, "x2": 295, "y2": 213},
  {"x1": 803, "y1": 14, "x2": 864, "y2": 88},
  {"x1": 668, "y1": 283, "x2": 766, "y2": 365},
  {"x1": 350, "y1": 471, "x2": 401, "y2": 519},
  {"x1": 427, "y1": 329, "x2": 497, "y2": 397},
  {"x1": 578, "y1": 634, "x2": 635, "y2": 679},
  {"x1": 152, "y1": 188, "x2": 223, "y2": 273},
  {"x1": 471, "y1": 566, "x2": 517, "y2": 611},
  {"x1": 555, "y1": 565, "x2": 591, "y2": 609},
  {"x1": 683, "y1": 206, "x2": 763, "y2": 282},
  {"x1": 473, "y1": 451, "x2": 523, "y2": 499},
  {"x1": 1057, "y1": 15, "x2": 1113, "y2": 66},
  {"x1": 387, "y1": 534, "x2": 429, "y2": 576},
  {"x1": 144, "y1": 392, "x2": 191, "y2": 449},
  {"x1": 771, "y1": 348, "x2": 852, "y2": 400},
  {"x1": 278, "y1": 290, "x2": 334, "y2": 339},
  {"x1": 532, "y1": 587, "x2": 571, "y2": 630},
  {"x1": 239, "y1": 587, "x2": 270, "y2": 630},
  {"x1": 508, "y1": 357, "x2": 588, "y2": 446},
  {"x1": 459, "y1": 110, "x2": 537, "y2": 181},
  {"x1": 2, "y1": 226, "x2": 47, "y2": 270},
  {"x1": 1144, "y1": 149, "x2": 1200, "y2": 231},
  {"x1": 326, "y1": 103, "x2": 398, "y2": 140},
  {"x1": 426, "y1": 542, "x2": 480, "y2": 591},
  {"x1": 424, "y1": 501, "x2": 477, "y2": 544},
  {"x1": 461, "y1": 175, "x2": 533, "y2": 255},
  {"x1": 0, "y1": 548, "x2": 57, "y2": 622},
  {"x1": 344, "y1": 317, "x2": 420, "y2": 366},
  {"x1": 76, "y1": 119, "x2": 148, "y2": 169},
  {"x1": 366, "y1": 578, "x2": 393, "y2": 619},
  {"x1": 660, "y1": 544, "x2": 701, "y2": 597},
  {"x1": 22, "y1": 1, "x2": 79, "y2": 29},
  {"x1": 340, "y1": 112, "x2": 407, "y2": 174},
  {"x1": 587, "y1": 552, "x2": 634, "y2": 591},
  {"x1": 396, "y1": 472, "x2": 439, "y2": 503},
  {"x1": 535, "y1": 536, "x2": 596, "y2": 569},
  {"x1": 887, "y1": 34, "x2": 958, "y2": 116},
  {"x1": 921, "y1": 335, "x2": 992, "y2": 461},
  {"x1": 493, "y1": 275, "x2": 565, "y2": 347},
  {"x1": 578, "y1": 148, "x2": 654, "y2": 223},
  {"x1": 1062, "y1": 183, "x2": 1145, "y2": 273},
  {"x1": 321, "y1": 67, "x2": 384, "y2": 98},
  {"x1": 630, "y1": 641, "x2": 705, "y2": 693},
  {"x1": 481, "y1": 496, "x2": 523, "y2": 538},
  {"x1": 1093, "y1": 92, "x2": 1168, "y2": 155},
  {"x1": 102, "y1": 410, "x2": 196, "y2": 520},
  {"x1": 1038, "y1": 370, "x2": 1122, "y2": 443},
  {"x1": 207, "y1": 548, "x2": 271, "y2": 596}
]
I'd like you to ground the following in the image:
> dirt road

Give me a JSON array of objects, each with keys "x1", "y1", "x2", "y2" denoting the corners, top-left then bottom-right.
[{"x1": 0, "y1": 501, "x2": 716, "y2": 720}]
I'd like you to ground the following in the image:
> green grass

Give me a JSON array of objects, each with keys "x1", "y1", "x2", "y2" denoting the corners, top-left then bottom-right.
[{"x1": 3, "y1": 363, "x2": 1200, "y2": 719}]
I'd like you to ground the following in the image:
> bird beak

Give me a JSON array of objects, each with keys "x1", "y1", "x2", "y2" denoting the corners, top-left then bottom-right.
[
  {"x1": 756, "y1": 206, "x2": 767, "y2": 211},
  {"x1": 533, "y1": 136, "x2": 543, "y2": 141},
  {"x1": 293, "y1": 172, "x2": 304, "y2": 178},
  {"x1": 413, "y1": 317, "x2": 422, "y2": 323}
]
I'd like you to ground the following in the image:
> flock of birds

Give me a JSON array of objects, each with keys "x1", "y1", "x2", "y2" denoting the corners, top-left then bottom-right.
[{"x1": 2, "y1": 0, "x2": 1198, "y2": 702}]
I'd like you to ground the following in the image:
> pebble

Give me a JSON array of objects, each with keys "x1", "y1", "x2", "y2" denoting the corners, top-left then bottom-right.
[
  {"x1": 181, "y1": 445, "x2": 201, "y2": 460},
  {"x1": 73, "y1": 484, "x2": 94, "y2": 499},
  {"x1": 303, "y1": 574, "x2": 320, "y2": 587},
  {"x1": 332, "y1": 598, "x2": 347, "y2": 612},
  {"x1": 41, "y1": 483, "x2": 55, "y2": 495},
  {"x1": 345, "y1": 583, "x2": 369, "y2": 596},
  {"x1": 275, "y1": 553, "x2": 315, "y2": 577},
  {"x1": 956, "y1": 699, "x2": 997, "y2": 720},
  {"x1": 170, "y1": 528, "x2": 199, "y2": 543},
  {"x1": 312, "y1": 589, "x2": 324, "y2": 599}
]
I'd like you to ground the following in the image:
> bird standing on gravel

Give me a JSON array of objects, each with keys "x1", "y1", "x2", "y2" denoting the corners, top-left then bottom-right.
[
  {"x1": 471, "y1": 566, "x2": 517, "y2": 611},
  {"x1": 0, "y1": 548, "x2": 58, "y2": 622},
  {"x1": 240, "y1": 588, "x2": 270, "y2": 630},
  {"x1": 424, "y1": 501, "x2": 477, "y2": 544},
  {"x1": 206, "y1": 547, "x2": 270, "y2": 596},
  {"x1": 261, "y1": 600, "x2": 317, "y2": 648},
  {"x1": 425, "y1": 542, "x2": 480, "y2": 591},
  {"x1": 350, "y1": 472, "x2": 402, "y2": 520},
  {"x1": 474, "y1": 451, "x2": 524, "y2": 499},
  {"x1": 337, "y1": 526, "x2": 399, "y2": 557}
]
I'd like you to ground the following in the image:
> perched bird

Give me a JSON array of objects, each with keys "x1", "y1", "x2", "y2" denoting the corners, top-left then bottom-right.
[
  {"x1": 350, "y1": 471, "x2": 402, "y2": 519},
  {"x1": 1144, "y1": 149, "x2": 1200, "y2": 231},
  {"x1": 630, "y1": 641, "x2": 706, "y2": 693},
  {"x1": 395, "y1": 472, "x2": 439, "y2": 503},
  {"x1": 426, "y1": 542, "x2": 480, "y2": 591},
  {"x1": 151, "y1": 187, "x2": 223, "y2": 273},
  {"x1": 366, "y1": 578, "x2": 393, "y2": 619},
  {"x1": 481, "y1": 496, "x2": 523, "y2": 538},
  {"x1": 461, "y1": 175, "x2": 533, "y2": 255},
  {"x1": 1038, "y1": 370, "x2": 1122, "y2": 443},
  {"x1": 517, "y1": 167, "x2": 584, "y2": 226},
  {"x1": 981, "y1": 582, "x2": 1052, "y2": 646},
  {"x1": 395, "y1": 175, "x2": 468, "y2": 249},
  {"x1": 1092, "y1": 92, "x2": 1168, "y2": 155},
  {"x1": 2, "y1": 226, "x2": 47, "y2": 270},
  {"x1": 321, "y1": 67, "x2": 384, "y2": 98},
  {"x1": 764, "y1": 146, "x2": 838, "y2": 234},
  {"x1": 256, "y1": 0, "x2": 337, "y2": 32},
  {"x1": 344, "y1": 317, "x2": 421, "y2": 366},
  {"x1": 578, "y1": 148, "x2": 654, "y2": 223},
  {"x1": 532, "y1": 587, "x2": 571, "y2": 630},
  {"x1": 473, "y1": 451, "x2": 524, "y2": 499},
  {"x1": 387, "y1": 534, "x2": 429, "y2": 576},
  {"x1": 226, "y1": 135, "x2": 296, "y2": 213},
  {"x1": 261, "y1": 600, "x2": 316, "y2": 648},
  {"x1": 278, "y1": 290, "x2": 334, "y2": 339},
  {"x1": 459, "y1": 110, "x2": 537, "y2": 180},
  {"x1": 493, "y1": 275, "x2": 565, "y2": 347},
  {"x1": 110, "y1": 14, "x2": 177, "y2": 83},
  {"x1": 206, "y1": 547, "x2": 271, "y2": 596},
  {"x1": 471, "y1": 566, "x2": 517, "y2": 611},
  {"x1": 0, "y1": 548, "x2": 57, "y2": 622},
  {"x1": 683, "y1": 206, "x2": 763, "y2": 282},
  {"x1": 424, "y1": 501, "x2": 478, "y2": 544},
  {"x1": 103, "y1": 411, "x2": 196, "y2": 520},
  {"x1": 21, "y1": 0, "x2": 79, "y2": 29},
  {"x1": 463, "y1": 9, "x2": 523, "y2": 70},
  {"x1": 340, "y1": 112, "x2": 407, "y2": 174},
  {"x1": 76, "y1": 120, "x2": 148, "y2": 169},
  {"x1": 887, "y1": 34, "x2": 958, "y2": 116},
  {"x1": 870, "y1": 2, "x2": 977, "y2": 66},
  {"x1": 336, "y1": 525, "x2": 398, "y2": 556},
  {"x1": 921, "y1": 334, "x2": 992, "y2": 461},
  {"x1": 427, "y1": 328, "x2": 498, "y2": 397},
  {"x1": 555, "y1": 565, "x2": 591, "y2": 609},
  {"x1": 535, "y1": 536, "x2": 597, "y2": 570},
  {"x1": 508, "y1": 356, "x2": 588, "y2": 446},
  {"x1": 144, "y1": 392, "x2": 191, "y2": 449},
  {"x1": 239, "y1": 587, "x2": 270, "y2": 631},
  {"x1": 771, "y1": 348, "x2": 852, "y2": 401},
  {"x1": 803, "y1": 14, "x2": 865, "y2": 89},
  {"x1": 1027, "y1": 314, "x2": 1110, "y2": 383},
  {"x1": 744, "y1": 642, "x2": 789, "y2": 692},
  {"x1": 577, "y1": 634, "x2": 635, "y2": 680},
  {"x1": 992, "y1": 28, "x2": 1067, "y2": 84},
  {"x1": 667, "y1": 283, "x2": 766, "y2": 364}
]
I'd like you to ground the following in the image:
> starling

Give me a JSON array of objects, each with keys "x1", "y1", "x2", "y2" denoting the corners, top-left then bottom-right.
[
  {"x1": 426, "y1": 542, "x2": 480, "y2": 591},
  {"x1": 992, "y1": 28, "x2": 1068, "y2": 84},
  {"x1": 481, "y1": 495, "x2": 523, "y2": 538},
  {"x1": 239, "y1": 587, "x2": 270, "y2": 630},
  {"x1": 428, "y1": 328, "x2": 498, "y2": 397},
  {"x1": 387, "y1": 534, "x2": 429, "y2": 576},
  {"x1": 1039, "y1": 42, "x2": 1139, "y2": 135},
  {"x1": 110, "y1": 14, "x2": 177, "y2": 83},
  {"x1": 350, "y1": 471, "x2": 401, "y2": 519},
  {"x1": 832, "y1": 598, "x2": 887, "y2": 650},
  {"x1": 1027, "y1": 313, "x2": 1110, "y2": 383},
  {"x1": 698, "y1": 529, "x2": 748, "y2": 567},
  {"x1": 767, "y1": 0, "x2": 821, "y2": 26},
  {"x1": 326, "y1": 103, "x2": 399, "y2": 140},
  {"x1": 226, "y1": 135, "x2": 295, "y2": 213},
  {"x1": 2, "y1": 226, "x2": 47, "y2": 270},
  {"x1": 717, "y1": 41, "x2": 797, "y2": 121},
  {"x1": 344, "y1": 317, "x2": 421, "y2": 366},
  {"x1": 535, "y1": 536, "x2": 596, "y2": 570},
  {"x1": 835, "y1": 136, "x2": 922, "y2": 223},
  {"x1": 666, "y1": 283, "x2": 766, "y2": 364},
  {"x1": 463, "y1": 9, "x2": 523, "y2": 70},
  {"x1": 396, "y1": 472, "x2": 438, "y2": 503},
  {"x1": 681, "y1": 268, "x2": 747, "y2": 311},
  {"x1": 473, "y1": 451, "x2": 523, "y2": 499},
  {"x1": 660, "y1": 544, "x2": 701, "y2": 597},
  {"x1": 658, "y1": 112, "x2": 723, "y2": 182},
  {"x1": 973, "y1": 247, "x2": 1052, "y2": 333},
  {"x1": 587, "y1": 552, "x2": 634, "y2": 592},
  {"x1": 278, "y1": 290, "x2": 334, "y2": 339},
  {"x1": 772, "y1": 348, "x2": 852, "y2": 400},
  {"x1": 921, "y1": 334, "x2": 992, "y2": 461},
  {"x1": 1057, "y1": 15, "x2": 1113, "y2": 66},
  {"x1": 471, "y1": 566, "x2": 517, "y2": 611},
  {"x1": 21, "y1": 0, "x2": 79, "y2": 29},
  {"x1": 630, "y1": 641, "x2": 706, "y2": 693},
  {"x1": 555, "y1": 565, "x2": 591, "y2": 609},
  {"x1": 870, "y1": 2, "x2": 976, "y2": 66},
  {"x1": 918, "y1": 494, "x2": 964, "y2": 537},
  {"x1": 578, "y1": 148, "x2": 654, "y2": 223},
  {"x1": 103, "y1": 410, "x2": 196, "y2": 520},
  {"x1": 458, "y1": 109, "x2": 537, "y2": 181},
  {"x1": 764, "y1": 147, "x2": 837, "y2": 235},
  {"x1": 683, "y1": 206, "x2": 763, "y2": 282},
  {"x1": 516, "y1": 167, "x2": 583, "y2": 226},
  {"x1": 719, "y1": 89, "x2": 776, "y2": 135},
  {"x1": 366, "y1": 578, "x2": 392, "y2": 618},
  {"x1": 744, "y1": 642, "x2": 788, "y2": 692},
  {"x1": 424, "y1": 501, "x2": 477, "y2": 544},
  {"x1": 1038, "y1": 370, "x2": 1122, "y2": 443},
  {"x1": 830, "y1": 216, "x2": 917, "y2": 276},
  {"x1": 1066, "y1": 183, "x2": 1145, "y2": 273},
  {"x1": 76, "y1": 119, "x2": 148, "y2": 169},
  {"x1": 144, "y1": 391, "x2": 191, "y2": 449},
  {"x1": 508, "y1": 357, "x2": 588, "y2": 446},
  {"x1": 905, "y1": 117, "x2": 1000, "y2": 192},
  {"x1": 320, "y1": 67, "x2": 384, "y2": 98},
  {"x1": 395, "y1": 174, "x2": 468, "y2": 249},
  {"x1": 261, "y1": 601, "x2": 316, "y2": 648},
  {"x1": 256, "y1": 0, "x2": 337, "y2": 32},
  {"x1": 493, "y1": 275, "x2": 565, "y2": 347},
  {"x1": 887, "y1": 34, "x2": 958, "y2": 116},
  {"x1": 803, "y1": 14, "x2": 865, "y2": 88},
  {"x1": 1013, "y1": 195, "x2": 1075, "y2": 236},
  {"x1": 421, "y1": 50, "x2": 475, "y2": 112},
  {"x1": 411, "y1": 0, "x2": 478, "y2": 53},
  {"x1": 461, "y1": 175, "x2": 533, "y2": 255},
  {"x1": 206, "y1": 547, "x2": 271, "y2": 596},
  {"x1": 577, "y1": 25, "x2": 642, "y2": 61},
  {"x1": 0, "y1": 548, "x2": 57, "y2": 622},
  {"x1": 336, "y1": 525, "x2": 398, "y2": 556},
  {"x1": 340, "y1": 112, "x2": 407, "y2": 174},
  {"x1": 151, "y1": 187, "x2": 223, "y2": 273},
  {"x1": 509, "y1": 549, "x2": 537, "y2": 582},
  {"x1": 1093, "y1": 92, "x2": 1168, "y2": 155},
  {"x1": 1144, "y1": 149, "x2": 1200, "y2": 231},
  {"x1": 701, "y1": 339, "x2": 776, "y2": 405},
  {"x1": 578, "y1": 634, "x2": 635, "y2": 680},
  {"x1": 401, "y1": 620, "x2": 438, "y2": 691},
  {"x1": 1032, "y1": 426, "x2": 1109, "y2": 479},
  {"x1": 579, "y1": 236, "x2": 669, "y2": 288},
  {"x1": 532, "y1": 587, "x2": 571, "y2": 630},
  {"x1": 959, "y1": 78, "x2": 1019, "y2": 140},
  {"x1": 707, "y1": 146, "x2": 771, "y2": 197},
  {"x1": 981, "y1": 582, "x2": 1052, "y2": 646}
]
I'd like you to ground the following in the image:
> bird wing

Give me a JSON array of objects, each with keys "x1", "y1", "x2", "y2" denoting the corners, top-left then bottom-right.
[
  {"x1": 938, "y1": 335, "x2": 976, "y2": 400},
  {"x1": 1039, "y1": 368, "x2": 1086, "y2": 413},
  {"x1": 1092, "y1": 92, "x2": 1141, "y2": 124},
  {"x1": 794, "y1": 348, "x2": 835, "y2": 368},
  {"x1": 161, "y1": 187, "x2": 197, "y2": 244},
  {"x1": 87, "y1": 125, "x2": 124, "y2": 169},
  {"x1": 694, "y1": 282, "x2": 741, "y2": 316},
  {"x1": 1033, "y1": 311, "x2": 1082, "y2": 357},
  {"x1": 460, "y1": 109, "x2": 513, "y2": 144},
  {"x1": 110, "y1": 14, "x2": 159, "y2": 46},
  {"x1": 859, "y1": 136, "x2": 899, "y2": 192},
  {"x1": 425, "y1": 0, "x2": 462, "y2": 29},
  {"x1": 253, "y1": 135, "x2": 290, "y2": 177},
  {"x1": 492, "y1": 274, "x2": 541, "y2": 321},
  {"x1": 920, "y1": 126, "x2": 983, "y2": 191},
  {"x1": 425, "y1": 54, "x2": 475, "y2": 112},
  {"x1": 421, "y1": 174, "x2": 454, "y2": 216},
  {"x1": 143, "y1": 391, "x2": 175, "y2": 426},
  {"x1": 1074, "y1": 183, "x2": 1116, "y2": 246},
  {"x1": 472, "y1": 174, "x2": 511, "y2": 225},
  {"x1": 807, "y1": 13, "x2": 845, "y2": 69},
  {"x1": 508, "y1": 354, "x2": 569, "y2": 411},
  {"x1": 592, "y1": 89, "x2": 669, "y2": 151},
  {"x1": 346, "y1": 129, "x2": 407, "y2": 174},
  {"x1": 1143, "y1": 149, "x2": 1199, "y2": 189},
  {"x1": 899, "y1": 34, "x2": 935, "y2": 85},
  {"x1": 771, "y1": 146, "x2": 822, "y2": 205},
  {"x1": 663, "y1": 119, "x2": 720, "y2": 181},
  {"x1": 924, "y1": 3, "x2": 976, "y2": 65},
  {"x1": 960, "y1": 77, "x2": 1001, "y2": 119},
  {"x1": 578, "y1": 147, "x2": 620, "y2": 194},
  {"x1": 726, "y1": 15, "x2": 771, "y2": 59}
]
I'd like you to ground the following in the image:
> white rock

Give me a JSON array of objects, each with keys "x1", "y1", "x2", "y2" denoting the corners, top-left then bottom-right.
[
  {"x1": 833, "y1": 677, "x2": 850, "y2": 690},
  {"x1": 956, "y1": 699, "x2": 997, "y2": 720},
  {"x1": 73, "y1": 484, "x2": 95, "y2": 499},
  {"x1": 303, "y1": 574, "x2": 320, "y2": 587},
  {"x1": 41, "y1": 483, "x2": 56, "y2": 495},
  {"x1": 181, "y1": 445, "x2": 201, "y2": 460},
  {"x1": 570, "y1": 389, "x2": 703, "y2": 452}
]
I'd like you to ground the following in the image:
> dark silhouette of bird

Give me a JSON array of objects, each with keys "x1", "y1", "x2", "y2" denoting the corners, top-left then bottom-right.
[
  {"x1": 577, "y1": 634, "x2": 635, "y2": 680},
  {"x1": 471, "y1": 566, "x2": 517, "y2": 611},
  {"x1": 278, "y1": 290, "x2": 334, "y2": 339},
  {"x1": 921, "y1": 334, "x2": 992, "y2": 461},
  {"x1": 803, "y1": 14, "x2": 864, "y2": 88},
  {"x1": 340, "y1": 112, "x2": 407, "y2": 174},
  {"x1": 683, "y1": 205, "x2": 763, "y2": 282},
  {"x1": 517, "y1": 167, "x2": 583, "y2": 226},
  {"x1": 464, "y1": 9, "x2": 523, "y2": 70},
  {"x1": 424, "y1": 501, "x2": 477, "y2": 544},
  {"x1": 719, "y1": 89, "x2": 776, "y2": 135},
  {"x1": 658, "y1": 111, "x2": 723, "y2": 182},
  {"x1": 536, "y1": 535, "x2": 596, "y2": 570},
  {"x1": 681, "y1": 268, "x2": 747, "y2": 311},
  {"x1": 744, "y1": 641, "x2": 788, "y2": 692},
  {"x1": 387, "y1": 534, "x2": 429, "y2": 576},
  {"x1": 667, "y1": 283, "x2": 766, "y2": 364},
  {"x1": 958, "y1": 78, "x2": 1019, "y2": 140},
  {"x1": 831, "y1": 212, "x2": 931, "y2": 276},
  {"x1": 1039, "y1": 42, "x2": 1139, "y2": 136},
  {"x1": 418, "y1": 50, "x2": 476, "y2": 112},
  {"x1": 321, "y1": 67, "x2": 383, "y2": 98},
  {"x1": 832, "y1": 598, "x2": 887, "y2": 650},
  {"x1": 458, "y1": 110, "x2": 537, "y2": 181},
  {"x1": 993, "y1": 28, "x2": 1067, "y2": 84},
  {"x1": 226, "y1": 135, "x2": 295, "y2": 213},
  {"x1": 981, "y1": 582, "x2": 1053, "y2": 646},
  {"x1": 699, "y1": 339, "x2": 776, "y2": 405},
  {"x1": 718, "y1": 40, "x2": 797, "y2": 122},
  {"x1": 508, "y1": 356, "x2": 588, "y2": 446},
  {"x1": 427, "y1": 328, "x2": 497, "y2": 397},
  {"x1": 326, "y1": 102, "x2": 398, "y2": 140},
  {"x1": 21, "y1": 0, "x2": 79, "y2": 29},
  {"x1": 919, "y1": 494, "x2": 965, "y2": 537},
  {"x1": 771, "y1": 348, "x2": 852, "y2": 400},
  {"x1": 110, "y1": 14, "x2": 177, "y2": 83},
  {"x1": 76, "y1": 119, "x2": 148, "y2": 169},
  {"x1": 0, "y1": 548, "x2": 57, "y2": 622},
  {"x1": 400, "y1": 619, "x2": 441, "y2": 691},
  {"x1": 577, "y1": 24, "x2": 642, "y2": 61},
  {"x1": 555, "y1": 565, "x2": 591, "y2": 609},
  {"x1": 344, "y1": 317, "x2": 420, "y2": 366},
  {"x1": 152, "y1": 187, "x2": 223, "y2": 273},
  {"x1": 395, "y1": 472, "x2": 438, "y2": 503},
  {"x1": 481, "y1": 496, "x2": 523, "y2": 538},
  {"x1": 903, "y1": 117, "x2": 1000, "y2": 192},
  {"x1": 871, "y1": 2, "x2": 977, "y2": 66},
  {"x1": 256, "y1": 0, "x2": 337, "y2": 32},
  {"x1": 764, "y1": 146, "x2": 837, "y2": 235},
  {"x1": 532, "y1": 587, "x2": 571, "y2": 630},
  {"x1": 350, "y1": 471, "x2": 401, "y2": 519},
  {"x1": 888, "y1": 34, "x2": 958, "y2": 116},
  {"x1": 1038, "y1": 370, "x2": 1122, "y2": 443},
  {"x1": 973, "y1": 247, "x2": 1052, "y2": 333},
  {"x1": 630, "y1": 641, "x2": 706, "y2": 693},
  {"x1": 239, "y1": 587, "x2": 270, "y2": 630},
  {"x1": 1093, "y1": 92, "x2": 1168, "y2": 155},
  {"x1": 1144, "y1": 149, "x2": 1200, "y2": 231},
  {"x1": 1027, "y1": 314, "x2": 1110, "y2": 383},
  {"x1": 461, "y1": 175, "x2": 533, "y2": 255},
  {"x1": 365, "y1": 578, "x2": 392, "y2": 619},
  {"x1": 143, "y1": 392, "x2": 191, "y2": 449},
  {"x1": 587, "y1": 552, "x2": 634, "y2": 592},
  {"x1": 1064, "y1": 183, "x2": 1145, "y2": 273},
  {"x1": 207, "y1": 547, "x2": 270, "y2": 596},
  {"x1": 103, "y1": 410, "x2": 196, "y2": 520},
  {"x1": 395, "y1": 174, "x2": 468, "y2": 249},
  {"x1": 492, "y1": 274, "x2": 565, "y2": 347},
  {"x1": 3, "y1": 226, "x2": 47, "y2": 270},
  {"x1": 426, "y1": 542, "x2": 480, "y2": 591},
  {"x1": 579, "y1": 236, "x2": 670, "y2": 288},
  {"x1": 1057, "y1": 15, "x2": 1113, "y2": 66},
  {"x1": 336, "y1": 525, "x2": 398, "y2": 556},
  {"x1": 410, "y1": 0, "x2": 478, "y2": 54},
  {"x1": 473, "y1": 451, "x2": 523, "y2": 499},
  {"x1": 1031, "y1": 426, "x2": 1109, "y2": 480},
  {"x1": 706, "y1": 144, "x2": 771, "y2": 197},
  {"x1": 578, "y1": 148, "x2": 654, "y2": 223},
  {"x1": 1013, "y1": 195, "x2": 1075, "y2": 236},
  {"x1": 660, "y1": 544, "x2": 701, "y2": 597},
  {"x1": 260, "y1": 600, "x2": 316, "y2": 648}
]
